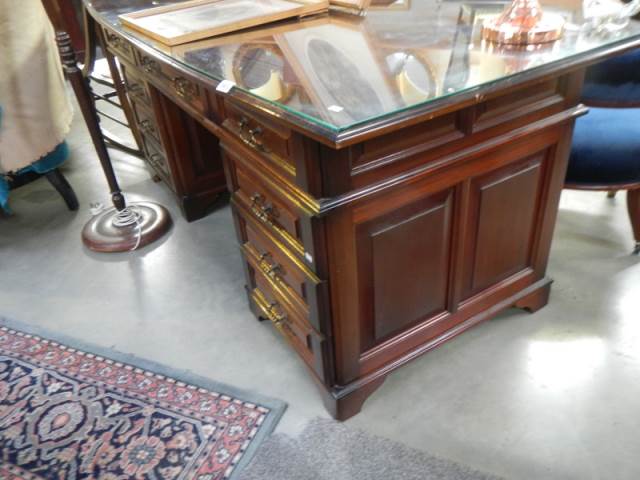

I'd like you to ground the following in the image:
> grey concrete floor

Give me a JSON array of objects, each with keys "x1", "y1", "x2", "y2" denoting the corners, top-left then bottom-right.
[{"x1": 1, "y1": 109, "x2": 640, "y2": 480}]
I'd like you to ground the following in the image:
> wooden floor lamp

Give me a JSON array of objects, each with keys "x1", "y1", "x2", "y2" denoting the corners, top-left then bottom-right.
[{"x1": 41, "y1": 0, "x2": 171, "y2": 252}]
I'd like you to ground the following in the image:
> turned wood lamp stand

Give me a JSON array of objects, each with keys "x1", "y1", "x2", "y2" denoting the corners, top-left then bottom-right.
[{"x1": 42, "y1": 0, "x2": 171, "y2": 252}]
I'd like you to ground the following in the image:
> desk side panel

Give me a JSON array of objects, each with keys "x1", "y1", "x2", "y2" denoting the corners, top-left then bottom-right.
[{"x1": 325, "y1": 123, "x2": 572, "y2": 384}]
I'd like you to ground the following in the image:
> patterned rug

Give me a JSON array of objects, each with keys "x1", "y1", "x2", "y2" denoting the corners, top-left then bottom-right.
[{"x1": 0, "y1": 319, "x2": 286, "y2": 480}]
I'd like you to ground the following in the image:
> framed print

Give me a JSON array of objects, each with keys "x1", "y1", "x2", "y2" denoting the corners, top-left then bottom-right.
[
  {"x1": 119, "y1": 0, "x2": 329, "y2": 46},
  {"x1": 172, "y1": 17, "x2": 332, "y2": 106},
  {"x1": 274, "y1": 19, "x2": 402, "y2": 127},
  {"x1": 329, "y1": 0, "x2": 373, "y2": 13},
  {"x1": 369, "y1": 0, "x2": 411, "y2": 10}
]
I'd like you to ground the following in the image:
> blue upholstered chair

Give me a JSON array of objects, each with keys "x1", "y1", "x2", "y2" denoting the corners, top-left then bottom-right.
[
  {"x1": 581, "y1": 49, "x2": 640, "y2": 107},
  {"x1": 566, "y1": 49, "x2": 640, "y2": 254}
]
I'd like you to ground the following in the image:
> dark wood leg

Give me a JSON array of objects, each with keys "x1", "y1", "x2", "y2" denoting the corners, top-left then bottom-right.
[
  {"x1": 180, "y1": 192, "x2": 229, "y2": 223},
  {"x1": 45, "y1": 169, "x2": 79, "y2": 211},
  {"x1": 322, "y1": 377, "x2": 386, "y2": 421},
  {"x1": 607, "y1": 190, "x2": 618, "y2": 199},
  {"x1": 627, "y1": 188, "x2": 640, "y2": 254},
  {"x1": 513, "y1": 281, "x2": 551, "y2": 313}
]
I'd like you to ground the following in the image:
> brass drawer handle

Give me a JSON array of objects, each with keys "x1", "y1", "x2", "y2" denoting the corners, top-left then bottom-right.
[
  {"x1": 266, "y1": 301, "x2": 287, "y2": 326},
  {"x1": 266, "y1": 264, "x2": 282, "y2": 280},
  {"x1": 248, "y1": 126, "x2": 266, "y2": 151},
  {"x1": 258, "y1": 251, "x2": 283, "y2": 280},
  {"x1": 172, "y1": 77, "x2": 196, "y2": 102},
  {"x1": 106, "y1": 32, "x2": 128, "y2": 52},
  {"x1": 250, "y1": 193, "x2": 279, "y2": 224},
  {"x1": 140, "y1": 59, "x2": 197, "y2": 104},
  {"x1": 258, "y1": 251, "x2": 272, "y2": 261},
  {"x1": 234, "y1": 116, "x2": 267, "y2": 152},
  {"x1": 250, "y1": 193, "x2": 261, "y2": 208},
  {"x1": 252, "y1": 289, "x2": 290, "y2": 333},
  {"x1": 140, "y1": 119, "x2": 153, "y2": 133},
  {"x1": 141, "y1": 57, "x2": 159, "y2": 75},
  {"x1": 128, "y1": 83, "x2": 147, "y2": 101}
]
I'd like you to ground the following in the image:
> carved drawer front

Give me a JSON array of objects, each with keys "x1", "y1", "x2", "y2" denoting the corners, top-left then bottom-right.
[
  {"x1": 122, "y1": 66, "x2": 151, "y2": 108},
  {"x1": 121, "y1": 65, "x2": 173, "y2": 189},
  {"x1": 123, "y1": 77, "x2": 173, "y2": 190},
  {"x1": 136, "y1": 52, "x2": 206, "y2": 115},
  {"x1": 134, "y1": 103, "x2": 163, "y2": 147},
  {"x1": 236, "y1": 202, "x2": 324, "y2": 332},
  {"x1": 225, "y1": 147, "x2": 307, "y2": 260},
  {"x1": 222, "y1": 100, "x2": 296, "y2": 180},
  {"x1": 102, "y1": 28, "x2": 136, "y2": 65},
  {"x1": 137, "y1": 122, "x2": 174, "y2": 191},
  {"x1": 473, "y1": 79, "x2": 564, "y2": 132},
  {"x1": 245, "y1": 249, "x2": 327, "y2": 381}
]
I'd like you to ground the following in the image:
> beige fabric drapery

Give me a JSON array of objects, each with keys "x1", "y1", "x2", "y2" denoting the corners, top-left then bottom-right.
[{"x1": 0, "y1": 0, "x2": 73, "y2": 173}]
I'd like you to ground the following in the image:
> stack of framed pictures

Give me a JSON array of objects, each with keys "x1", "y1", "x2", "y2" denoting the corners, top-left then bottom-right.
[
  {"x1": 120, "y1": 0, "x2": 372, "y2": 46},
  {"x1": 120, "y1": 0, "x2": 330, "y2": 46},
  {"x1": 275, "y1": 19, "x2": 399, "y2": 126},
  {"x1": 172, "y1": 15, "x2": 400, "y2": 125}
]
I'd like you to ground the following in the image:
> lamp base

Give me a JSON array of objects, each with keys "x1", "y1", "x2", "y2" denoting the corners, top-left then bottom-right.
[
  {"x1": 82, "y1": 201, "x2": 172, "y2": 253},
  {"x1": 482, "y1": 11, "x2": 565, "y2": 45}
]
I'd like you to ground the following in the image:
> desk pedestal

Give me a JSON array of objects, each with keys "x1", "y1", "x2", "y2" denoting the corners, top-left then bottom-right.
[{"x1": 98, "y1": 22, "x2": 585, "y2": 419}]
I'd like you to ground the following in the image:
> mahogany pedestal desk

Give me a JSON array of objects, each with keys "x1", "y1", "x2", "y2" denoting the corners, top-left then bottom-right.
[{"x1": 85, "y1": 0, "x2": 640, "y2": 419}]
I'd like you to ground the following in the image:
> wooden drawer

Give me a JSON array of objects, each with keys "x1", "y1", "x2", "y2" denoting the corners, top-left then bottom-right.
[
  {"x1": 122, "y1": 66, "x2": 151, "y2": 108},
  {"x1": 473, "y1": 78, "x2": 564, "y2": 132},
  {"x1": 134, "y1": 103, "x2": 163, "y2": 147},
  {"x1": 136, "y1": 52, "x2": 206, "y2": 115},
  {"x1": 245, "y1": 249, "x2": 326, "y2": 381},
  {"x1": 226, "y1": 147, "x2": 307, "y2": 259},
  {"x1": 141, "y1": 133, "x2": 174, "y2": 191},
  {"x1": 222, "y1": 100, "x2": 297, "y2": 180},
  {"x1": 102, "y1": 28, "x2": 136, "y2": 65},
  {"x1": 123, "y1": 72, "x2": 173, "y2": 188},
  {"x1": 236, "y1": 202, "x2": 324, "y2": 332}
]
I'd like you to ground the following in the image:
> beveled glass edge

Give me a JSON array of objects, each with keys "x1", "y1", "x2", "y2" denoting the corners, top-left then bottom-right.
[
  {"x1": 330, "y1": 33, "x2": 640, "y2": 141},
  {"x1": 86, "y1": 3, "x2": 640, "y2": 142}
]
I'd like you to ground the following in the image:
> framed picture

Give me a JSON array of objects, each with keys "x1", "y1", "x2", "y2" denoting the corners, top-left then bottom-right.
[
  {"x1": 119, "y1": 0, "x2": 329, "y2": 46},
  {"x1": 274, "y1": 19, "x2": 402, "y2": 127},
  {"x1": 330, "y1": 0, "x2": 373, "y2": 13},
  {"x1": 172, "y1": 17, "x2": 332, "y2": 105},
  {"x1": 369, "y1": 0, "x2": 411, "y2": 10}
]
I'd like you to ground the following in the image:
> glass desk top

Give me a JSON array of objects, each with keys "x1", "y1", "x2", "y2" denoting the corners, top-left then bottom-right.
[{"x1": 86, "y1": 0, "x2": 640, "y2": 134}]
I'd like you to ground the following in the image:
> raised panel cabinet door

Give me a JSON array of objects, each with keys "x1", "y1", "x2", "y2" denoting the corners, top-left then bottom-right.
[
  {"x1": 355, "y1": 189, "x2": 455, "y2": 353},
  {"x1": 461, "y1": 152, "x2": 546, "y2": 300}
]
